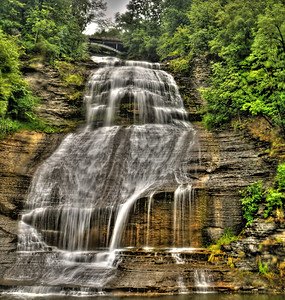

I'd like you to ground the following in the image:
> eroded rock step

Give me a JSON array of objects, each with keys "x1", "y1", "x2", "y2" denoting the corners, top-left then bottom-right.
[
  {"x1": 108, "y1": 249, "x2": 236, "y2": 294},
  {"x1": 0, "y1": 249, "x2": 235, "y2": 295}
]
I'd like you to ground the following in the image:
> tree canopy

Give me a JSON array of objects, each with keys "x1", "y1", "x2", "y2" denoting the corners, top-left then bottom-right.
[
  {"x1": 115, "y1": 0, "x2": 285, "y2": 135},
  {"x1": 0, "y1": 0, "x2": 106, "y2": 137},
  {"x1": 1, "y1": 0, "x2": 285, "y2": 138},
  {"x1": 0, "y1": 0, "x2": 106, "y2": 60}
]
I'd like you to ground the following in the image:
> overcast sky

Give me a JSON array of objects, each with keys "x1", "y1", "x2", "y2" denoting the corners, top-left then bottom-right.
[
  {"x1": 105, "y1": 0, "x2": 129, "y2": 18},
  {"x1": 84, "y1": 0, "x2": 129, "y2": 34}
]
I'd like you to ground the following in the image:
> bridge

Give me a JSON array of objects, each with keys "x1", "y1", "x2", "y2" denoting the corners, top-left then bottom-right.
[{"x1": 88, "y1": 37, "x2": 125, "y2": 54}]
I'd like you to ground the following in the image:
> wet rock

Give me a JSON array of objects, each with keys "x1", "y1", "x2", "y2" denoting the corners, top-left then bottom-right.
[
  {"x1": 0, "y1": 56, "x2": 283, "y2": 294},
  {"x1": 206, "y1": 227, "x2": 224, "y2": 242},
  {"x1": 246, "y1": 219, "x2": 277, "y2": 238},
  {"x1": 0, "y1": 131, "x2": 64, "y2": 276},
  {"x1": 22, "y1": 59, "x2": 97, "y2": 127},
  {"x1": 193, "y1": 125, "x2": 275, "y2": 244}
]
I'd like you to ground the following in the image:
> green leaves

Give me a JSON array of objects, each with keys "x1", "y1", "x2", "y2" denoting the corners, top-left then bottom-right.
[
  {"x1": 264, "y1": 163, "x2": 285, "y2": 218},
  {"x1": 276, "y1": 163, "x2": 285, "y2": 190},
  {"x1": 0, "y1": 29, "x2": 39, "y2": 138},
  {"x1": 117, "y1": 0, "x2": 162, "y2": 61},
  {"x1": 0, "y1": 29, "x2": 22, "y2": 109},
  {"x1": 264, "y1": 189, "x2": 284, "y2": 218},
  {"x1": 241, "y1": 163, "x2": 285, "y2": 224},
  {"x1": 240, "y1": 181, "x2": 265, "y2": 226},
  {"x1": 194, "y1": 0, "x2": 285, "y2": 133},
  {"x1": 0, "y1": 0, "x2": 106, "y2": 60}
]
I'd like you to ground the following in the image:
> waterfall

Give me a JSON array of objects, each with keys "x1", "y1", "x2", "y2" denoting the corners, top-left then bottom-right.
[
  {"x1": 194, "y1": 270, "x2": 215, "y2": 293},
  {"x1": 6, "y1": 56, "x2": 200, "y2": 295}
]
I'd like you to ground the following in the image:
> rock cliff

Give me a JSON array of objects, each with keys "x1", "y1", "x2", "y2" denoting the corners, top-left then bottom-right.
[
  {"x1": 0, "y1": 56, "x2": 283, "y2": 293},
  {"x1": 0, "y1": 131, "x2": 63, "y2": 278},
  {"x1": 0, "y1": 58, "x2": 97, "y2": 280}
]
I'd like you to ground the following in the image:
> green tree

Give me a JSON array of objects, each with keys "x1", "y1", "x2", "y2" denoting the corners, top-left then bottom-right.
[
  {"x1": 157, "y1": 0, "x2": 192, "y2": 60},
  {"x1": 240, "y1": 181, "x2": 265, "y2": 226},
  {"x1": 242, "y1": 1, "x2": 285, "y2": 133},
  {"x1": 0, "y1": 0, "x2": 24, "y2": 35},
  {"x1": 116, "y1": 0, "x2": 162, "y2": 61},
  {"x1": 1, "y1": 0, "x2": 106, "y2": 60},
  {"x1": 201, "y1": 0, "x2": 285, "y2": 134},
  {"x1": 158, "y1": 0, "x2": 221, "y2": 72},
  {"x1": 0, "y1": 29, "x2": 37, "y2": 126}
]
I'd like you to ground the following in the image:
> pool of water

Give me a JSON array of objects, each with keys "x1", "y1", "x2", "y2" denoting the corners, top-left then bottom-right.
[{"x1": 0, "y1": 294, "x2": 284, "y2": 300}]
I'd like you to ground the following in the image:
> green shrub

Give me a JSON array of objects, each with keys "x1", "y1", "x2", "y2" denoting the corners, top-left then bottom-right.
[
  {"x1": 258, "y1": 261, "x2": 273, "y2": 279},
  {"x1": 276, "y1": 163, "x2": 285, "y2": 190},
  {"x1": 169, "y1": 57, "x2": 191, "y2": 75},
  {"x1": 240, "y1": 181, "x2": 265, "y2": 226},
  {"x1": 216, "y1": 228, "x2": 239, "y2": 246},
  {"x1": 258, "y1": 261, "x2": 269, "y2": 274},
  {"x1": 208, "y1": 228, "x2": 239, "y2": 252},
  {"x1": 264, "y1": 163, "x2": 285, "y2": 218},
  {"x1": 0, "y1": 118, "x2": 20, "y2": 138},
  {"x1": 0, "y1": 29, "x2": 40, "y2": 138},
  {"x1": 54, "y1": 61, "x2": 84, "y2": 86},
  {"x1": 264, "y1": 189, "x2": 284, "y2": 218}
]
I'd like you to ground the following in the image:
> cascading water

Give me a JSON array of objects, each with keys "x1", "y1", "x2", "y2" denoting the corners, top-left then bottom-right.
[
  {"x1": 6, "y1": 56, "x2": 200, "y2": 295},
  {"x1": 194, "y1": 270, "x2": 215, "y2": 293}
]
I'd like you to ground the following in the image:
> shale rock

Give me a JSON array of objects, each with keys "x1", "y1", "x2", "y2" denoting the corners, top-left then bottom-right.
[
  {"x1": 22, "y1": 59, "x2": 97, "y2": 127},
  {"x1": 0, "y1": 131, "x2": 65, "y2": 278}
]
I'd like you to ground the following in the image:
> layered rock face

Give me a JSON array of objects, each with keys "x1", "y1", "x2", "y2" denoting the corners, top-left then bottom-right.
[
  {"x1": 0, "y1": 59, "x2": 97, "y2": 281},
  {"x1": 0, "y1": 57, "x2": 281, "y2": 293},
  {"x1": 0, "y1": 131, "x2": 63, "y2": 278},
  {"x1": 194, "y1": 125, "x2": 276, "y2": 243}
]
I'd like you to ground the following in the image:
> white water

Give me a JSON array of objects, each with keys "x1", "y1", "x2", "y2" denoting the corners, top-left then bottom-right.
[
  {"x1": 177, "y1": 275, "x2": 189, "y2": 294},
  {"x1": 194, "y1": 270, "x2": 214, "y2": 293},
  {"x1": 6, "y1": 56, "x2": 200, "y2": 294}
]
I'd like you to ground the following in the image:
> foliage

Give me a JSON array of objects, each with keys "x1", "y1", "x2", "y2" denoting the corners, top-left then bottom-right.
[
  {"x1": 169, "y1": 57, "x2": 191, "y2": 75},
  {"x1": 54, "y1": 61, "x2": 86, "y2": 106},
  {"x1": 258, "y1": 261, "x2": 273, "y2": 279},
  {"x1": 0, "y1": 0, "x2": 106, "y2": 61},
  {"x1": 116, "y1": 0, "x2": 162, "y2": 61},
  {"x1": 0, "y1": 0, "x2": 23, "y2": 35},
  {"x1": 276, "y1": 163, "x2": 285, "y2": 190},
  {"x1": 216, "y1": 228, "x2": 239, "y2": 247},
  {"x1": 240, "y1": 163, "x2": 285, "y2": 223},
  {"x1": 55, "y1": 61, "x2": 85, "y2": 86},
  {"x1": 264, "y1": 189, "x2": 284, "y2": 218},
  {"x1": 240, "y1": 181, "x2": 265, "y2": 226},
  {"x1": 0, "y1": 29, "x2": 37, "y2": 122},
  {"x1": 208, "y1": 228, "x2": 239, "y2": 263},
  {"x1": 92, "y1": 24, "x2": 120, "y2": 39},
  {"x1": 157, "y1": 0, "x2": 219, "y2": 64},
  {"x1": 0, "y1": 118, "x2": 20, "y2": 138},
  {"x1": 201, "y1": 62, "x2": 243, "y2": 129},
  {"x1": 156, "y1": 0, "x2": 192, "y2": 60},
  {"x1": 258, "y1": 261, "x2": 269, "y2": 274},
  {"x1": 0, "y1": 0, "x2": 105, "y2": 138},
  {"x1": 199, "y1": 0, "x2": 285, "y2": 133},
  {"x1": 264, "y1": 162, "x2": 285, "y2": 218}
]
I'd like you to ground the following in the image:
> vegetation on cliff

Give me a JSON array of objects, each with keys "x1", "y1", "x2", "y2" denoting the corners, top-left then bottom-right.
[
  {"x1": 116, "y1": 0, "x2": 285, "y2": 138},
  {"x1": 0, "y1": 0, "x2": 106, "y2": 138},
  {"x1": 0, "y1": 29, "x2": 38, "y2": 138},
  {"x1": 241, "y1": 162, "x2": 285, "y2": 225},
  {"x1": 207, "y1": 162, "x2": 285, "y2": 283},
  {"x1": 0, "y1": 0, "x2": 106, "y2": 60}
]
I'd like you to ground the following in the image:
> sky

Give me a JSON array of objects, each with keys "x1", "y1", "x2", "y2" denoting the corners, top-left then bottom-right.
[
  {"x1": 84, "y1": 0, "x2": 129, "y2": 34},
  {"x1": 105, "y1": 0, "x2": 129, "y2": 18}
]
